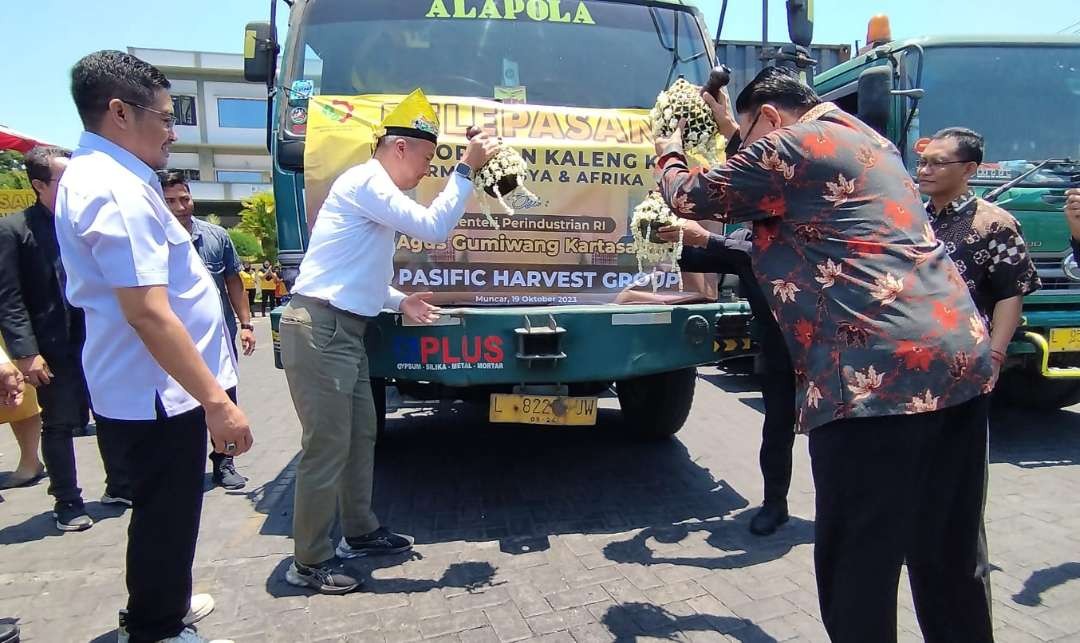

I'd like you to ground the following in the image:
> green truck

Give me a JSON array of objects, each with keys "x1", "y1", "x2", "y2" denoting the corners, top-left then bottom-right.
[
  {"x1": 813, "y1": 29, "x2": 1080, "y2": 408},
  {"x1": 242, "y1": 0, "x2": 821, "y2": 438}
]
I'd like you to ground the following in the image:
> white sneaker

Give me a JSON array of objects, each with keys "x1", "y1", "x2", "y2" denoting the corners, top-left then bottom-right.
[
  {"x1": 117, "y1": 594, "x2": 215, "y2": 642},
  {"x1": 158, "y1": 627, "x2": 234, "y2": 643},
  {"x1": 182, "y1": 594, "x2": 215, "y2": 626}
]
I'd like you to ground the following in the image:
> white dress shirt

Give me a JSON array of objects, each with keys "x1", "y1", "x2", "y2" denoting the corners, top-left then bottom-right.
[
  {"x1": 54, "y1": 132, "x2": 237, "y2": 421},
  {"x1": 293, "y1": 159, "x2": 473, "y2": 317}
]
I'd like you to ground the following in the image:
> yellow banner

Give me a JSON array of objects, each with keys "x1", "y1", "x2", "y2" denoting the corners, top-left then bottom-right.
[
  {"x1": 0, "y1": 189, "x2": 35, "y2": 216},
  {"x1": 304, "y1": 94, "x2": 717, "y2": 305}
]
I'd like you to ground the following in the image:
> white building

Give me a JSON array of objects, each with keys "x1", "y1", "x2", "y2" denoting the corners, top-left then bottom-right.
[{"x1": 128, "y1": 47, "x2": 273, "y2": 223}]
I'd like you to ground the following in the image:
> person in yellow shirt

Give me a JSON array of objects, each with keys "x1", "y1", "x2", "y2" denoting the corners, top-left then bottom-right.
[
  {"x1": 239, "y1": 263, "x2": 257, "y2": 314},
  {"x1": 258, "y1": 260, "x2": 278, "y2": 316},
  {"x1": 0, "y1": 336, "x2": 45, "y2": 490}
]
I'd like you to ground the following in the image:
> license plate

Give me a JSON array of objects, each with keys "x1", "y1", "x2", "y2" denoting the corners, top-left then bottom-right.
[
  {"x1": 1049, "y1": 327, "x2": 1080, "y2": 353},
  {"x1": 489, "y1": 394, "x2": 598, "y2": 426}
]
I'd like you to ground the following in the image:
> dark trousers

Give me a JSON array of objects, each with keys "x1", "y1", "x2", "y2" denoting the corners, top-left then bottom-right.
[
  {"x1": 95, "y1": 398, "x2": 207, "y2": 643},
  {"x1": 246, "y1": 289, "x2": 256, "y2": 313},
  {"x1": 260, "y1": 292, "x2": 277, "y2": 316},
  {"x1": 37, "y1": 354, "x2": 90, "y2": 506},
  {"x1": 756, "y1": 318, "x2": 796, "y2": 507},
  {"x1": 808, "y1": 395, "x2": 993, "y2": 643}
]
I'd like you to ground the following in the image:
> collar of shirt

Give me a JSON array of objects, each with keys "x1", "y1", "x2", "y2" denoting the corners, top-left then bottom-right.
[
  {"x1": 76, "y1": 131, "x2": 163, "y2": 196},
  {"x1": 926, "y1": 188, "x2": 977, "y2": 220}
]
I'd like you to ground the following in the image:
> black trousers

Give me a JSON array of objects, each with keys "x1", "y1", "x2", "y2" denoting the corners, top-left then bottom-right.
[
  {"x1": 808, "y1": 395, "x2": 993, "y2": 643},
  {"x1": 260, "y1": 291, "x2": 277, "y2": 316},
  {"x1": 756, "y1": 317, "x2": 796, "y2": 507},
  {"x1": 36, "y1": 354, "x2": 90, "y2": 506},
  {"x1": 246, "y1": 289, "x2": 256, "y2": 313},
  {"x1": 95, "y1": 398, "x2": 207, "y2": 643}
]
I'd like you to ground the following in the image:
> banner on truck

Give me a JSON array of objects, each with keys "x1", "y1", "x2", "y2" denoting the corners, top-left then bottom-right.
[
  {"x1": 304, "y1": 94, "x2": 718, "y2": 305},
  {"x1": 0, "y1": 189, "x2": 35, "y2": 216}
]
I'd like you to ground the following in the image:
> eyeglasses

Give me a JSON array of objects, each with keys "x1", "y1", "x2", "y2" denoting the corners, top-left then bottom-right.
[
  {"x1": 122, "y1": 100, "x2": 177, "y2": 129},
  {"x1": 916, "y1": 158, "x2": 973, "y2": 170},
  {"x1": 738, "y1": 109, "x2": 765, "y2": 150}
]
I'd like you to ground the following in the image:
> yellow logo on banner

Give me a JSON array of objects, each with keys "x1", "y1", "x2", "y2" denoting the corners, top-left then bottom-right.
[
  {"x1": 426, "y1": 0, "x2": 595, "y2": 24},
  {"x1": 0, "y1": 189, "x2": 35, "y2": 216}
]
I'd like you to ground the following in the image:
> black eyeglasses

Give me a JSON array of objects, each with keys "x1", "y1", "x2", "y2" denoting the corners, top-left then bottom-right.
[{"x1": 121, "y1": 100, "x2": 177, "y2": 128}]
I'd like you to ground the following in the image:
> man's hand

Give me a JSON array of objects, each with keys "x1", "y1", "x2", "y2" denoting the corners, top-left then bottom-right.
[
  {"x1": 16, "y1": 355, "x2": 52, "y2": 387},
  {"x1": 654, "y1": 118, "x2": 685, "y2": 159},
  {"x1": 702, "y1": 88, "x2": 739, "y2": 140},
  {"x1": 0, "y1": 361, "x2": 24, "y2": 408},
  {"x1": 205, "y1": 399, "x2": 253, "y2": 456},
  {"x1": 401, "y1": 291, "x2": 441, "y2": 325},
  {"x1": 658, "y1": 221, "x2": 710, "y2": 248},
  {"x1": 240, "y1": 329, "x2": 256, "y2": 356},
  {"x1": 1066, "y1": 188, "x2": 1080, "y2": 240},
  {"x1": 462, "y1": 131, "x2": 501, "y2": 171}
]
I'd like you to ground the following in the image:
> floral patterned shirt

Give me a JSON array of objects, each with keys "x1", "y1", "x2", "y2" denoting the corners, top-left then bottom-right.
[
  {"x1": 926, "y1": 191, "x2": 1040, "y2": 321},
  {"x1": 658, "y1": 103, "x2": 993, "y2": 432}
]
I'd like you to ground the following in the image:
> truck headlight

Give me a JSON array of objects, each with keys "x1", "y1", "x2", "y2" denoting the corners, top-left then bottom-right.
[{"x1": 1064, "y1": 252, "x2": 1080, "y2": 282}]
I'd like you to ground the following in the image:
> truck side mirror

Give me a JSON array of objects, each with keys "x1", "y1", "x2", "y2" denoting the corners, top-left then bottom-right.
[
  {"x1": 244, "y1": 21, "x2": 276, "y2": 84},
  {"x1": 857, "y1": 66, "x2": 893, "y2": 137},
  {"x1": 786, "y1": 0, "x2": 814, "y2": 49}
]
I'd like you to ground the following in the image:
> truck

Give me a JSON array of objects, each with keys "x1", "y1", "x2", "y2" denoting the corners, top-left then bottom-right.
[
  {"x1": 242, "y1": 0, "x2": 834, "y2": 438},
  {"x1": 812, "y1": 21, "x2": 1080, "y2": 408}
]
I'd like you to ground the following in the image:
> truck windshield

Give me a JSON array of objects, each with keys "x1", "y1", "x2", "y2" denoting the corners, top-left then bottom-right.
[
  {"x1": 909, "y1": 45, "x2": 1080, "y2": 182},
  {"x1": 284, "y1": 0, "x2": 711, "y2": 115}
]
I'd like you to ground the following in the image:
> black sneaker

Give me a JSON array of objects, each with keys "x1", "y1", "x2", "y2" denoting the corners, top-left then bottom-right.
[
  {"x1": 336, "y1": 527, "x2": 414, "y2": 559},
  {"x1": 53, "y1": 502, "x2": 93, "y2": 532},
  {"x1": 212, "y1": 456, "x2": 247, "y2": 490},
  {"x1": 748, "y1": 503, "x2": 790, "y2": 536},
  {"x1": 284, "y1": 560, "x2": 360, "y2": 595}
]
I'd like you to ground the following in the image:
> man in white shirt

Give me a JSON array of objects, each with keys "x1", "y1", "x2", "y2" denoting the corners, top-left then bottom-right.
[
  {"x1": 54, "y1": 50, "x2": 250, "y2": 643},
  {"x1": 280, "y1": 89, "x2": 498, "y2": 594}
]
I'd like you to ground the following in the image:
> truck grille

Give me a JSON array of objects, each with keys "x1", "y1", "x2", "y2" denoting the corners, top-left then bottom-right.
[{"x1": 1032, "y1": 254, "x2": 1080, "y2": 293}]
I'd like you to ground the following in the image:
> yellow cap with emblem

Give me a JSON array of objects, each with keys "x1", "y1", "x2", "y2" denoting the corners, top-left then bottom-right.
[{"x1": 378, "y1": 88, "x2": 440, "y2": 144}]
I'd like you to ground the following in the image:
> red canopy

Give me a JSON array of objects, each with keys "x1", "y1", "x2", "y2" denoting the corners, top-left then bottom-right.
[{"x1": 0, "y1": 125, "x2": 57, "y2": 154}]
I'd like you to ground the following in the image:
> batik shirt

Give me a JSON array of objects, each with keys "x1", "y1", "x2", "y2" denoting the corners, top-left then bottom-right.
[
  {"x1": 657, "y1": 102, "x2": 993, "y2": 432},
  {"x1": 926, "y1": 191, "x2": 1040, "y2": 320}
]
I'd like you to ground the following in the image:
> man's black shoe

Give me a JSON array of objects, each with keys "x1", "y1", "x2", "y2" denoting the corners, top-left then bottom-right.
[
  {"x1": 749, "y1": 504, "x2": 789, "y2": 536},
  {"x1": 53, "y1": 502, "x2": 93, "y2": 532},
  {"x1": 0, "y1": 622, "x2": 19, "y2": 643},
  {"x1": 212, "y1": 456, "x2": 247, "y2": 490},
  {"x1": 336, "y1": 527, "x2": 414, "y2": 559}
]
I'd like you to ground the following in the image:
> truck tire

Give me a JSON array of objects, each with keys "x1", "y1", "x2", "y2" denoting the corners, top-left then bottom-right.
[
  {"x1": 616, "y1": 368, "x2": 697, "y2": 439},
  {"x1": 372, "y1": 377, "x2": 387, "y2": 441},
  {"x1": 995, "y1": 368, "x2": 1080, "y2": 410}
]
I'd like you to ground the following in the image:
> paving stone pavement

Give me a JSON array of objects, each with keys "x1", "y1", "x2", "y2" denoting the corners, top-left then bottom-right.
[{"x1": 0, "y1": 318, "x2": 1078, "y2": 642}]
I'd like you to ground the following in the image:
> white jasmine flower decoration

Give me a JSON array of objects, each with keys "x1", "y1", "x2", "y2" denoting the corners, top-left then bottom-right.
[
  {"x1": 472, "y1": 146, "x2": 539, "y2": 229},
  {"x1": 650, "y1": 78, "x2": 722, "y2": 162},
  {"x1": 630, "y1": 192, "x2": 684, "y2": 292}
]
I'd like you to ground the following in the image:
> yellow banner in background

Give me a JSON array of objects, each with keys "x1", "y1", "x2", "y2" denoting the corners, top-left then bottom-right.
[
  {"x1": 0, "y1": 190, "x2": 35, "y2": 216},
  {"x1": 304, "y1": 94, "x2": 717, "y2": 306}
]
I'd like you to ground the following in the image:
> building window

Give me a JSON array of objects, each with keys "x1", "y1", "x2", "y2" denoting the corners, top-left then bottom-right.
[
  {"x1": 217, "y1": 98, "x2": 266, "y2": 128},
  {"x1": 172, "y1": 169, "x2": 201, "y2": 181},
  {"x1": 216, "y1": 170, "x2": 267, "y2": 183},
  {"x1": 172, "y1": 95, "x2": 198, "y2": 126}
]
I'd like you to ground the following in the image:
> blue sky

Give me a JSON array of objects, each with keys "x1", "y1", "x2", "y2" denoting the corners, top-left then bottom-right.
[{"x1": 1, "y1": 0, "x2": 1076, "y2": 148}]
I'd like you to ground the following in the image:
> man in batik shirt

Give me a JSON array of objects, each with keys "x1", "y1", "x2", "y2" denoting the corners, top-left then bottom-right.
[
  {"x1": 654, "y1": 67, "x2": 994, "y2": 643},
  {"x1": 920, "y1": 127, "x2": 1040, "y2": 384}
]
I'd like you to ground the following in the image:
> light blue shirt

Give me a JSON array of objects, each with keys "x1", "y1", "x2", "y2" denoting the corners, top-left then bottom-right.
[{"x1": 54, "y1": 132, "x2": 237, "y2": 420}]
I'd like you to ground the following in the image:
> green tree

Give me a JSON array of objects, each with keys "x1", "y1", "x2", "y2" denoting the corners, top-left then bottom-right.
[
  {"x1": 204, "y1": 213, "x2": 222, "y2": 227},
  {"x1": 0, "y1": 150, "x2": 30, "y2": 190},
  {"x1": 229, "y1": 228, "x2": 263, "y2": 260},
  {"x1": 238, "y1": 192, "x2": 277, "y2": 261}
]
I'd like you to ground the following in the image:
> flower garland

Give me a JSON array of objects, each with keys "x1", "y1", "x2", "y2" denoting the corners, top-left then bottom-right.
[
  {"x1": 630, "y1": 192, "x2": 684, "y2": 292},
  {"x1": 472, "y1": 146, "x2": 539, "y2": 229},
  {"x1": 650, "y1": 78, "x2": 721, "y2": 163}
]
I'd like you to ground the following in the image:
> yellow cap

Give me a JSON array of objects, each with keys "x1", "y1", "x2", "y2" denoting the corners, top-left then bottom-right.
[{"x1": 379, "y1": 88, "x2": 439, "y2": 143}]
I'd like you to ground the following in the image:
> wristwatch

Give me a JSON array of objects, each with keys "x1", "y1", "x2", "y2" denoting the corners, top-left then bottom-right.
[
  {"x1": 453, "y1": 161, "x2": 473, "y2": 180},
  {"x1": 240, "y1": 323, "x2": 255, "y2": 331}
]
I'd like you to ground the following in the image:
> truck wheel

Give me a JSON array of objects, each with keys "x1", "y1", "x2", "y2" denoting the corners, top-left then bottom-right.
[
  {"x1": 616, "y1": 368, "x2": 697, "y2": 439},
  {"x1": 372, "y1": 377, "x2": 387, "y2": 441},
  {"x1": 995, "y1": 368, "x2": 1080, "y2": 410}
]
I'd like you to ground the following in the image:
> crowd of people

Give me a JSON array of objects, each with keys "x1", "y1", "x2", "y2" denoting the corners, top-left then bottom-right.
[{"x1": 1, "y1": 48, "x2": 1079, "y2": 643}]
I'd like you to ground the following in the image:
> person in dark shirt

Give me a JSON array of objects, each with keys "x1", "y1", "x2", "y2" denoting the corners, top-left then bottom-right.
[
  {"x1": 654, "y1": 66, "x2": 994, "y2": 642},
  {"x1": 660, "y1": 221, "x2": 795, "y2": 537}
]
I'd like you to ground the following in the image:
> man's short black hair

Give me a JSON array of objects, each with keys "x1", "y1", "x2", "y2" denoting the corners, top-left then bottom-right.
[
  {"x1": 929, "y1": 127, "x2": 984, "y2": 165},
  {"x1": 734, "y1": 66, "x2": 822, "y2": 116},
  {"x1": 156, "y1": 169, "x2": 189, "y2": 190},
  {"x1": 71, "y1": 50, "x2": 171, "y2": 130},
  {"x1": 24, "y1": 146, "x2": 71, "y2": 194}
]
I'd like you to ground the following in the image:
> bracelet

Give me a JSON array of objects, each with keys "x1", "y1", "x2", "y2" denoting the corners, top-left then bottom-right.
[{"x1": 990, "y1": 349, "x2": 1006, "y2": 364}]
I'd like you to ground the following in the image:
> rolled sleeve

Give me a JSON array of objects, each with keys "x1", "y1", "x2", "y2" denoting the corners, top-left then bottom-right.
[
  {"x1": 222, "y1": 232, "x2": 242, "y2": 276},
  {"x1": 80, "y1": 190, "x2": 170, "y2": 287}
]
